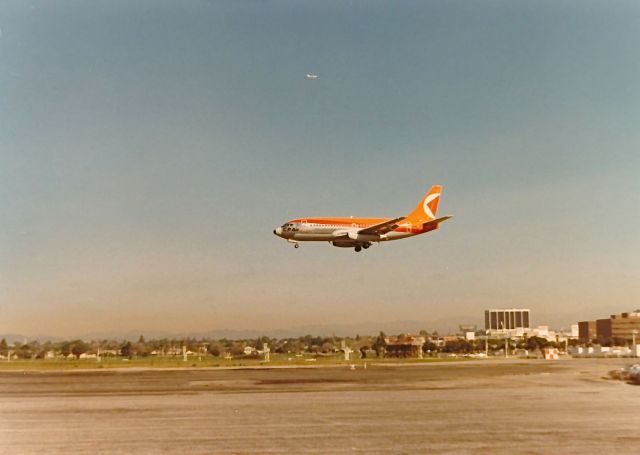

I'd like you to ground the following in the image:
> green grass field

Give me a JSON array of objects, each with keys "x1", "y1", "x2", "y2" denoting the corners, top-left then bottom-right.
[{"x1": 0, "y1": 354, "x2": 476, "y2": 370}]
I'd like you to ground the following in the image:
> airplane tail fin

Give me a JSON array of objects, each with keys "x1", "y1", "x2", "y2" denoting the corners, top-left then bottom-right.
[{"x1": 404, "y1": 185, "x2": 443, "y2": 223}]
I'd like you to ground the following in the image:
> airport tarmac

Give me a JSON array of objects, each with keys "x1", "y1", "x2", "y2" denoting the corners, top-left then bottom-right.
[{"x1": 0, "y1": 358, "x2": 638, "y2": 454}]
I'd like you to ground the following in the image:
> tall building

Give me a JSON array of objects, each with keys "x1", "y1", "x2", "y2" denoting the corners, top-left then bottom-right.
[{"x1": 484, "y1": 309, "x2": 530, "y2": 333}]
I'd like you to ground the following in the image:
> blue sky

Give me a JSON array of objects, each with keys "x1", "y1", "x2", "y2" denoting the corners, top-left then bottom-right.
[{"x1": 1, "y1": 0, "x2": 638, "y2": 336}]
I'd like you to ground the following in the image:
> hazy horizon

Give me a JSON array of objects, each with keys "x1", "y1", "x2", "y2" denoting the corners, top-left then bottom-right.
[{"x1": 2, "y1": 1, "x2": 639, "y2": 338}]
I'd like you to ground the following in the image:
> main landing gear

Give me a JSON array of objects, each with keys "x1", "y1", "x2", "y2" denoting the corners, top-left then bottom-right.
[{"x1": 354, "y1": 243, "x2": 371, "y2": 253}]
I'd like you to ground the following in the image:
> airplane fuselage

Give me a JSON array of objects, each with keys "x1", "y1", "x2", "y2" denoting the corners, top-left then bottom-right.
[
  {"x1": 273, "y1": 185, "x2": 450, "y2": 252},
  {"x1": 274, "y1": 217, "x2": 437, "y2": 248}
]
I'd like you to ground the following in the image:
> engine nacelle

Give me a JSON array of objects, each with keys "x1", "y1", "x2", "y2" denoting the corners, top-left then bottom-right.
[{"x1": 332, "y1": 241, "x2": 356, "y2": 248}]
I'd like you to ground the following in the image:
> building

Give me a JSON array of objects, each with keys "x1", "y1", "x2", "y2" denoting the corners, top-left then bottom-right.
[
  {"x1": 570, "y1": 324, "x2": 579, "y2": 338},
  {"x1": 611, "y1": 312, "x2": 640, "y2": 340},
  {"x1": 384, "y1": 335, "x2": 425, "y2": 358},
  {"x1": 484, "y1": 309, "x2": 530, "y2": 335},
  {"x1": 579, "y1": 311, "x2": 640, "y2": 342},
  {"x1": 596, "y1": 318, "x2": 613, "y2": 340},
  {"x1": 578, "y1": 321, "x2": 597, "y2": 341}
]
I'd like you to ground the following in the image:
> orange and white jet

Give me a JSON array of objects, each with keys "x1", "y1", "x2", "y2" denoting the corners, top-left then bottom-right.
[{"x1": 273, "y1": 185, "x2": 451, "y2": 252}]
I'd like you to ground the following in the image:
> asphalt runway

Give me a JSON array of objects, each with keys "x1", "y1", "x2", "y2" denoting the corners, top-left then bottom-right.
[{"x1": 0, "y1": 359, "x2": 638, "y2": 454}]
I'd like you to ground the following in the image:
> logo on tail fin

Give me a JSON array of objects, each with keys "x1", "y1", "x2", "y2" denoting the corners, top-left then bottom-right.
[{"x1": 423, "y1": 192, "x2": 440, "y2": 219}]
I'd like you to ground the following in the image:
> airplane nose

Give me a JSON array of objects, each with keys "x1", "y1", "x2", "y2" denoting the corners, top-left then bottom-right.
[{"x1": 274, "y1": 227, "x2": 283, "y2": 236}]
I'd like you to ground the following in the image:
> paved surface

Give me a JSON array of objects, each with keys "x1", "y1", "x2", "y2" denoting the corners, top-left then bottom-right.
[{"x1": 0, "y1": 359, "x2": 638, "y2": 454}]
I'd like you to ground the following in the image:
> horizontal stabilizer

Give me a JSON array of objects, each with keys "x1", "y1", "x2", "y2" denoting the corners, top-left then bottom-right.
[{"x1": 422, "y1": 216, "x2": 452, "y2": 230}]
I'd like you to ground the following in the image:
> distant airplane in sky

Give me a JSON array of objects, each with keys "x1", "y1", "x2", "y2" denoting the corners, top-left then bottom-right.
[
  {"x1": 306, "y1": 73, "x2": 319, "y2": 80},
  {"x1": 273, "y1": 185, "x2": 451, "y2": 252}
]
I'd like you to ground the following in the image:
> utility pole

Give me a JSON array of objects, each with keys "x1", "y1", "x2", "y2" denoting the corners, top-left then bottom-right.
[
  {"x1": 485, "y1": 330, "x2": 489, "y2": 357},
  {"x1": 504, "y1": 336, "x2": 508, "y2": 359}
]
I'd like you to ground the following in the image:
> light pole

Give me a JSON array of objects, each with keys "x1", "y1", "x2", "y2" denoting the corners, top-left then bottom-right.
[{"x1": 500, "y1": 321, "x2": 508, "y2": 358}]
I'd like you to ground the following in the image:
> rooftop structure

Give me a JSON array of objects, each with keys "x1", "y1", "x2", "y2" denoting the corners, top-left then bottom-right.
[{"x1": 384, "y1": 335, "x2": 425, "y2": 358}]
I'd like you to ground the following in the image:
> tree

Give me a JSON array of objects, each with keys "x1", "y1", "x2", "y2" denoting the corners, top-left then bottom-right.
[
  {"x1": 120, "y1": 341, "x2": 133, "y2": 357},
  {"x1": 321, "y1": 341, "x2": 335, "y2": 353},
  {"x1": 0, "y1": 338, "x2": 7, "y2": 355},
  {"x1": 526, "y1": 336, "x2": 550, "y2": 351},
  {"x1": 208, "y1": 342, "x2": 224, "y2": 357},
  {"x1": 442, "y1": 339, "x2": 473, "y2": 353},
  {"x1": 423, "y1": 341, "x2": 438, "y2": 353},
  {"x1": 70, "y1": 340, "x2": 90, "y2": 357},
  {"x1": 60, "y1": 341, "x2": 72, "y2": 356},
  {"x1": 255, "y1": 336, "x2": 272, "y2": 350},
  {"x1": 373, "y1": 331, "x2": 386, "y2": 357},
  {"x1": 184, "y1": 338, "x2": 199, "y2": 352},
  {"x1": 133, "y1": 336, "x2": 148, "y2": 357},
  {"x1": 229, "y1": 342, "x2": 245, "y2": 356}
]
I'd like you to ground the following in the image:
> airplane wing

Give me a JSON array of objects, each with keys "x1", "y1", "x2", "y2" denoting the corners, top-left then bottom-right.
[{"x1": 358, "y1": 217, "x2": 405, "y2": 236}]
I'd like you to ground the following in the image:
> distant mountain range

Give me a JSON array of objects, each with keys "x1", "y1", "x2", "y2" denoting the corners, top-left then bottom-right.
[
  {"x1": 1, "y1": 316, "x2": 484, "y2": 342},
  {"x1": 2, "y1": 310, "x2": 587, "y2": 343}
]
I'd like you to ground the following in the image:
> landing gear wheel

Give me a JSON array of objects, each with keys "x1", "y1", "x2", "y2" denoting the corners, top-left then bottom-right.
[
  {"x1": 294, "y1": 243, "x2": 299, "y2": 249},
  {"x1": 363, "y1": 243, "x2": 370, "y2": 249},
  {"x1": 354, "y1": 245, "x2": 362, "y2": 252}
]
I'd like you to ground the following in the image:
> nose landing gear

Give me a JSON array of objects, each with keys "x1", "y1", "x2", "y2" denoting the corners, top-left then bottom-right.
[{"x1": 294, "y1": 243, "x2": 299, "y2": 249}]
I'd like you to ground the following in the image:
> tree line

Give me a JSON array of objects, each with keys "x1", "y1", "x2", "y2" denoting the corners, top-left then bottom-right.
[{"x1": 0, "y1": 331, "x2": 583, "y2": 360}]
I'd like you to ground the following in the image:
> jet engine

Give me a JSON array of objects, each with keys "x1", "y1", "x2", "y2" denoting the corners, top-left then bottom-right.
[
  {"x1": 346, "y1": 232, "x2": 380, "y2": 242},
  {"x1": 331, "y1": 241, "x2": 356, "y2": 248}
]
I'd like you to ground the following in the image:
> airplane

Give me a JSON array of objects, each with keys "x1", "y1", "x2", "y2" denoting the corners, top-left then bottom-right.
[
  {"x1": 306, "y1": 73, "x2": 319, "y2": 80},
  {"x1": 273, "y1": 185, "x2": 451, "y2": 252}
]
